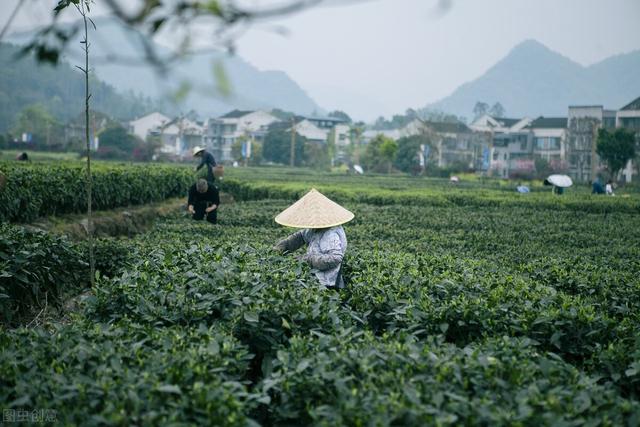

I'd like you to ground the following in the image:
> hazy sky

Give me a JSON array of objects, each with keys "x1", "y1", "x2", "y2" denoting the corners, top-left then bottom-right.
[{"x1": 3, "y1": 0, "x2": 640, "y2": 120}]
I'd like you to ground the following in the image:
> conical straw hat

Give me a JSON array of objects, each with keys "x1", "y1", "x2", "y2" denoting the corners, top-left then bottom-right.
[{"x1": 275, "y1": 188, "x2": 354, "y2": 229}]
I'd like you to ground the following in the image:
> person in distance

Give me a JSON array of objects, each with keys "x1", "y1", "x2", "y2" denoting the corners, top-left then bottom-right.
[{"x1": 187, "y1": 179, "x2": 219, "y2": 224}]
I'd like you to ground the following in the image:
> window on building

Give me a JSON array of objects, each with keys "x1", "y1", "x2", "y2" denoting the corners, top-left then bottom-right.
[{"x1": 493, "y1": 151, "x2": 499, "y2": 161}]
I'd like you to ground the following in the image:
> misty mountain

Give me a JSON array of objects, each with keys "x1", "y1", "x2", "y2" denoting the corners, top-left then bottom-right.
[
  {"x1": 0, "y1": 42, "x2": 157, "y2": 133},
  {"x1": 428, "y1": 40, "x2": 640, "y2": 119},
  {"x1": 8, "y1": 18, "x2": 322, "y2": 119}
]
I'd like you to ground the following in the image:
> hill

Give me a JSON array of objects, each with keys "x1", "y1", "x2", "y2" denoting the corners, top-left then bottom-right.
[
  {"x1": 428, "y1": 40, "x2": 640, "y2": 118},
  {"x1": 0, "y1": 42, "x2": 157, "y2": 133},
  {"x1": 7, "y1": 17, "x2": 322, "y2": 119}
]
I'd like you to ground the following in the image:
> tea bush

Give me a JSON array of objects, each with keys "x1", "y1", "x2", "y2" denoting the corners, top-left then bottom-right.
[
  {"x1": 0, "y1": 162, "x2": 192, "y2": 222},
  {"x1": 1, "y1": 169, "x2": 639, "y2": 425},
  {"x1": 0, "y1": 223, "x2": 86, "y2": 324}
]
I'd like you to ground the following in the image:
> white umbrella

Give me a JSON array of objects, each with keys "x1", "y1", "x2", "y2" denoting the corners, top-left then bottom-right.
[{"x1": 547, "y1": 174, "x2": 573, "y2": 188}]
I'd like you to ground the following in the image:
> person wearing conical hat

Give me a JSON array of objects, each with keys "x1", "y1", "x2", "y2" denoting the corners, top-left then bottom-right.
[
  {"x1": 193, "y1": 146, "x2": 217, "y2": 183},
  {"x1": 273, "y1": 189, "x2": 354, "y2": 289}
]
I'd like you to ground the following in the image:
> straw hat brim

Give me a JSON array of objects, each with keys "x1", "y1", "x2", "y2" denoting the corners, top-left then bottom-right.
[
  {"x1": 275, "y1": 188, "x2": 354, "y2": 229},
  {"x1": 192, "y1": 146, "x2": 205, "y2": 156}
]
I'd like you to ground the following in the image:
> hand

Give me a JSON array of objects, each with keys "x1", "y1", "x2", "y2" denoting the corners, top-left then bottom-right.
[
  {"x1": 188, "y1": 205, "x2": 195, "y2": 214},
  {"x1": 206, "y1": 204, "x2": 217, "y2": 213}
]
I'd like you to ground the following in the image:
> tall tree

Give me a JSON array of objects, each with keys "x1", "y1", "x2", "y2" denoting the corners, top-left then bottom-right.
[
  {"x1": 394, "y1": 134, "x2": 431, "y2": 174},
  {"x1": 363, "y1": 134, "x2": 396, "y2": 173},
  {"x1": 380, "y1": 138, "x2": 398, "y2": 174},
  {"x1": 596, "y1": 128, "x2": 636, "y2": 180},
  {"x1": 489, "y1": 102, "x2": 505, "y2": 118},
  {"x1": 472, "y1": 101, "x2": 489, "y2": 120},
  {"x1": 11, "y1": 104, "x2": 59, "y2": 146},
  {"x1": 263, "y1": 128, "x2": 305, "y2": 166},
  {"x1": 328, "y1": 110, "x2": 352, "y2": 123}
]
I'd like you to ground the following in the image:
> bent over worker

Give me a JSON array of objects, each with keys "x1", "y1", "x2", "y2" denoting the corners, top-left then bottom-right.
[
  {"x1": 193, "y1": 146, "x2": 217, "y2": 183},
  {"x1": 188, "y1": 179, "x2": 219, "y2": 224},
  {"x1": 273, "y1": 189, "x2": 354, "y2": 289}
]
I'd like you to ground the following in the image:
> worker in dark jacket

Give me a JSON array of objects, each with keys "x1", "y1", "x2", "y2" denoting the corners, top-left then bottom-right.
[
  {"x1": 188, "y1": 179, "x2": 220, "y2": 224},
  {"x1": 193, "y1": 146, "x2": 217, "y2": 183}
]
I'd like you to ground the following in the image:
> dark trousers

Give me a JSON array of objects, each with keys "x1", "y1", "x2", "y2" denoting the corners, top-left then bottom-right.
[{"x1": 192, "y1": 204, "x2": 217, "y2": 224}]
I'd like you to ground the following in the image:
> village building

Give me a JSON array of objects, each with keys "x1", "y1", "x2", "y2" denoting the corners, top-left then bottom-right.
[
  {"x1": 205, "y1": 110, "x2": 280, "y2": 162},
  {"x1": 567, "y1": 106, "x2": 616, "y2": 183},
  {"x1": 129, "y1": 112, "x2": 171, "y2": 141},
  {"x1": 616, "y1": 96, "x2": 640, "y2": 182},
  {"x1": 155, "y1": 117, "x2": 205, "y2": 157}
]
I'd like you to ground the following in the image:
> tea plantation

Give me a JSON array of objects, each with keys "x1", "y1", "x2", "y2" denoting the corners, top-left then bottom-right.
[{"x1": 1, "y1": 164, "x2": 640, "y2": 425}]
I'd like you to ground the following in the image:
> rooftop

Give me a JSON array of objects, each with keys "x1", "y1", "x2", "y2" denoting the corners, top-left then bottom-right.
[
  {"x1": 620, "y1": 96, "x2": 640, "y2": 111},
  {"x1": 528, "y1": 117, "x2": 568, "y2": 129},
  {"x1": 220, "y1": 109, "x2": 254, "y2": 119},
  {"x1": 424, "y1": 121, "x2": 470, "y2": 133}
]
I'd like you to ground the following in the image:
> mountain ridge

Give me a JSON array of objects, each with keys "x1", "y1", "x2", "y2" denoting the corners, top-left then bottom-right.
[
  {"x1": 6, "y1": 17, "x2": 323, "y2": 118},
  {"x1": 428, "y1": 39, "x2": 640, "y2": 119}
]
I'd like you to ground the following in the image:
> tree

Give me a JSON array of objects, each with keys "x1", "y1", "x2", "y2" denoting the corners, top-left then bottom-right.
[
  {"x1": 11, "y1": 104, "x2": 60, "y2": 147},
  {"x1": 263, "y1": 128, "x2": 305, "y2": 166},
  {"x1": 489, "y1": 102, "x2": 505, "y2": 118},
  {"x1": 328, "y1": 110, "x2": 352, "y2": 123},
  {"x1": 596, "y1": 128, "x2": 636, "y2": 180},
  {"x1": 473, "y1": 102, "x2": 489, "y2": 121},
  {"x1": 96, "y1": 126, "x2": 143, "y2": 159},
  {"x1": 362, "y1": 134, "x2": 396, "y2": 173},
  {"x1": 380, "y1": 138, "x2": 398, "y2": 174},
  {"x1": 394, "y1": 134, "x2": 431, "y2": 174}
]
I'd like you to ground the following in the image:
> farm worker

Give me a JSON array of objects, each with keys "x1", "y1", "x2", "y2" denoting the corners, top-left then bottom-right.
[
  {"x1": 193, "y1": 146, "x2": 217, "y2": 183},
  {"x1": 273, "y1": 189, "x2": 354, "y2": 289},
  {"x1": 605, "y1": 180, "x2": 615, "y2": 196},
  {"x1": 187, "y1": 179, "x2": 220, "y2": 224},
  {"x1": 591, "y1": 178, "x2": 605, "y2": 194}
]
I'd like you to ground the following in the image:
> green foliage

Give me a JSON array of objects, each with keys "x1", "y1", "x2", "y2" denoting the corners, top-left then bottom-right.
[
  {"x1": 328, "y1": 110, "x2": 352, "y2": 123},
  {"x1": 0, "y1": 43, "x2": 157, "y2": 133},
  {"x1": 11, "y1": 104, "x2": 62, "y2": 147},
  {"x1": 262, "y1": 128, "x2": 305, "y2": 166},
  {"x1": 1, "y1": 320, "x2": 259, "y2": 425},
  {"x1": 597, "y1": 127, "x2": 636, "y2": 179},
  {"x1": 1, "y1": 167, "x2": 640, "y2": 423},
  {"x1": 95, "y1": 126, "x2": 146, "y2": 160},
  {"x1": 394, "y1": 135, "x2": 424, "y2": 174},
  {"x1": 0, "y1": 162, "x2": 193, "y2": 222},
  {"x1": 0, "y1": 223, "x2": 86, "y2": 325},
  {"x1": 362, "y1": 134, "x2": 397, "y2": 173}
]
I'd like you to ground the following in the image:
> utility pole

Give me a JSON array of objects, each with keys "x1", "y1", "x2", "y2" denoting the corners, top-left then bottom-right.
[{"x1": 290, "y1": 116, "x2": 296, "y2": 167}]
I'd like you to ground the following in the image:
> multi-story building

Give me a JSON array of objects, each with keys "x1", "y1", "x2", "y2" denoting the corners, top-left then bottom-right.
[
  {"x1": 205, "y1": 110, "x2": 280, "y2": 162},
  {"x1": 155, "y1": 117, "x2": 205, "y2": 157},
  {"x1": 616, "y1": 96, "x2": 640, "y2": 182},
  {"x1": 129, "y1": 112, "x2": 171, "y2": 141},
  {"x1": 528, "y1": 117, "x2": 568, "y2": 171},
  {"x1": 567, "y1": 106, "x2": 616, "y2": 183}
]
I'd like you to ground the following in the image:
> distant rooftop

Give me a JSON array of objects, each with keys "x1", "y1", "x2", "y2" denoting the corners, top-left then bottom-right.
[
  {"x1": 493, "y1": 117, "x2": 521, "y2": 128},
  {"x1": 424, "y1": 121, "x2": 470, "y2": 133},
  {"x1": 620, "y1": 96, "x2": 640, "y2": 111},
  {"x1": 220, "y1": 109, "x2": 254, "y2": 119},
  {"x1": 528, "y1": 117, "x2": 567, "y2": 129}
]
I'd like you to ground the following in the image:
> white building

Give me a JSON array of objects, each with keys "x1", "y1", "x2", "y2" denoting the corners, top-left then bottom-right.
[
  {"x1": 205, "y1": 110, "x2": 280, "y2": 162},
  {"x1": 469, "y1": 115, "x2": 532, "y2": 133},
  {"x1": 292, "y1": 119, "x2": 328, "y2": 143},
  {"x1": 156, "y1": 117, "x2": 205, "y2": 157},
  {"x1": 527, "y1": 117, "x2": 568, "y2": 167},
  {"x1": 129, "y1": 112, "x2": 171, "y2": 141},
  {"x1": 616, "y1": 96, "x2": 640, "y2": 182},
  {"x1": 567, "y1": 105, "x2": 616, "y2": 182}
]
